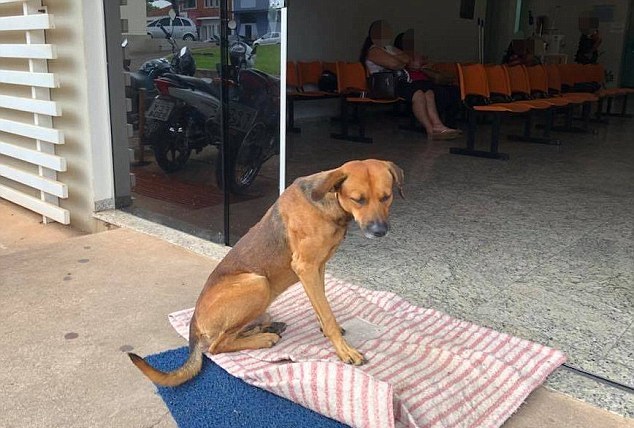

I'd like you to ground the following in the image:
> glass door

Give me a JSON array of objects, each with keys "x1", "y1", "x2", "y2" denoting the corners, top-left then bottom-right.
[
  {"x1": 219, "y1": 0, "x2": 285, "y2": 245},
  {"x1": 107, "y1": 0, "x2": 286, "y2": 246}
]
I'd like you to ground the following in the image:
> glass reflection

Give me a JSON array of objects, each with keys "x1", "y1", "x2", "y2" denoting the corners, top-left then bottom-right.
[{"x1": 118, "y1": 0, "x2": 281, "y2": 244}]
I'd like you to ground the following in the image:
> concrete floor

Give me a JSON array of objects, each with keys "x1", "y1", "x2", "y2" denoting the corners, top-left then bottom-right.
[{"x1": 1, "y1": 202, "x2": 632, "y2": 427}]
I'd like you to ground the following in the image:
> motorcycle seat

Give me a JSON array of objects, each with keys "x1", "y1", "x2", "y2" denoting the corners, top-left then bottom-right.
[
  {"x1": 163, "y1": 73, "x2": 219, "y2": 97},
  {"x1": 129, "y1": 71, "x2": 154, "y2": 91}
]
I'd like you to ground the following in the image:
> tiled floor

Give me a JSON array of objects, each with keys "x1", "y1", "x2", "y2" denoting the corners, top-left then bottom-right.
[{"x1": 283, "y1": 109, "x2": 633, "y2": 416}]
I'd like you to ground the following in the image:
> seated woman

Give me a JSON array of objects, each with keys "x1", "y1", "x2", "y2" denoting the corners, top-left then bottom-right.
[
  {"x1": 360, "y1": 20, "x2": 460, "y2": 140},
  {"x1": 393, "y1": 29, "x2": 461, "y2": 128}
]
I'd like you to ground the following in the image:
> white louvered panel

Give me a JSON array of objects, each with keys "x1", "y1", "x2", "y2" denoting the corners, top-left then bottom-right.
[
  {"x1": 0, "y1": 141, "x2": 66, "y2": 171},
  {"x1": 0, "y1": 44, "x2": 57, "y2": 59},
  {"x1": 0, "y1": 1, "x2": 68, "y2": 224},
  {"x1": 0, "y1": 14, "x2": 54, "y2": 31},
  {"x1": 0, "y1": 69, "x2": 58, "y2": 87},
  {"x1": 0, "y1": 164, "x2": 67, "y2": 198},
  {"x1": 0, "y1": 94, "x2": 61, "y2": 116},
  {"x1": 0, "y1": 118, "x2": 64, "y2": 144},
  {"x1": 0, "y1": 184, "x2": 69, "y2": 224},
  {"x1": 24, "y1": 1, "x2": 61, "y2": 223}
]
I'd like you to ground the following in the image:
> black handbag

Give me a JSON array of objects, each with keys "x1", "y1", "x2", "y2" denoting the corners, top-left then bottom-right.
[{"x1": 368, "y1": 69, "x2": 409, "y2": 99}]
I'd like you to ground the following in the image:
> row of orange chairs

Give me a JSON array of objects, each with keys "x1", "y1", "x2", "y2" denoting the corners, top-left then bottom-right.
[
  {"x1": 286, "y1": 61, "x2": 339, "y2": 133},
  {"x1": 287, "y1": 61, "x2": 462, "y2": 142},
  {"x1": 557, "y1": 63, "x2": 633, "y2": 118},
  {"x1": 287, "y1": 60, "x2": 630, "y2": 148},
  {"x1": 287, "y1": 61, "x2": 404, "y2": 142},
  {"x1": 451, "y1": 62, "x2": 622, "y2": 159}
]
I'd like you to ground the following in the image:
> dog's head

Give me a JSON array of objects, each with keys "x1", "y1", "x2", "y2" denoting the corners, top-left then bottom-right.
[{"x1": 311, "y1": 159, "x2": 404, "y2": 238}]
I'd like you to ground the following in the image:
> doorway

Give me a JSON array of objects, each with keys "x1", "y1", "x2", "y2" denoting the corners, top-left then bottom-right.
[{"x1": 106, "y1": 0, "x2": 286, "y2": 246}]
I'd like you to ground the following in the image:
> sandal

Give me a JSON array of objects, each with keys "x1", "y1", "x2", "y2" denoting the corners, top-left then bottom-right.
[{"x1": 429, "y1": 129, "x2": 461, "y2": 140}]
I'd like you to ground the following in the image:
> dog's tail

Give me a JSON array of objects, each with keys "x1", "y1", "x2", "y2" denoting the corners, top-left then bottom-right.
[{"x1": 128, "y1": 338, "x2": 204, "y2": 387}]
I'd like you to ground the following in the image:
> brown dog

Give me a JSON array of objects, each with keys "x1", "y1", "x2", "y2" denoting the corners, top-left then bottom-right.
[{"x1": 129, "y1": 159, "x2": 404, "y2": 386}]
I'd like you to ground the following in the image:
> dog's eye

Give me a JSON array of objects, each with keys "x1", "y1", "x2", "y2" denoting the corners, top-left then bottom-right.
[
  {"x1": 380, "y1": 194, "x2": 392, "y2": 203},
  {"x1": 351, "y1": 197, "x2": 366, "y2": 205}
]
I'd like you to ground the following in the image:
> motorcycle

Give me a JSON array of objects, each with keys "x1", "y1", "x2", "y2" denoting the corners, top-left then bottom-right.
[
  {"x1": 144, "y1": 53, "x2": 279, "y2": 193},
  {"x1": 124, "y1": 24, "x2": 196, "y2": 129}
]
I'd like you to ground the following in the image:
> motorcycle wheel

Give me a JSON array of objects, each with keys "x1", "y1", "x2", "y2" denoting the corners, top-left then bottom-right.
[
  {"x1": 215, "y1": 122, "x2": 267, "y2": 194},
  {"x1": 146, "y1": 119, "x2": 191, "y2": 173}
]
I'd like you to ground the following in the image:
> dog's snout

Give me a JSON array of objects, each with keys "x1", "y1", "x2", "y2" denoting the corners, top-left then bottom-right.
[{"x1": 365, "y1": 221, "x2": 389, "y2": 238}]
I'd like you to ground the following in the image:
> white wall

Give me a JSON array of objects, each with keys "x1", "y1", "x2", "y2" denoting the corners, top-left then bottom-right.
[
  {"x1": 42, "y1": 0, "x2": 115, "y2": 232},
  {"x1": 288, "y1": 0, "x2": 488, "y2": 63}
]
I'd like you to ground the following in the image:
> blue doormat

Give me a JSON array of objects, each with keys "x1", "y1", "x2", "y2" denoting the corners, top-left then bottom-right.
[{"x1": 145, "y1": 347, "x2": 348, "y2": 428}]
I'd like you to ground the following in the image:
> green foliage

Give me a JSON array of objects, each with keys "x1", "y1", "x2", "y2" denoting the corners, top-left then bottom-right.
[
  {"x1": 146, "y1": 0, "x2": 159, "y2": 12},
  {"x1": 189, "y1": 44, "x2": 281, "y2": 76}
]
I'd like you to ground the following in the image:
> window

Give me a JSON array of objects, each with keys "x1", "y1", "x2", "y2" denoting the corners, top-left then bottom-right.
[
  {"x1": 241, "y1": 0, "x2": 256, "y2": 8},
  {"x1": 121, "y1": 19, "x2": 128, "y2": 33},
  {"x1": 183, "y1": 0, "x2": 196, "y2": 9},
  {"x1": 204, "y1": 0, "x2": 219, "y2": 7},
  {"x1": 159, "y1": 17, "x2": 171, "y2": 26},
  {"x1": 172, "y1": 18, "x2": 183, "y2": 26},
  {"x1": 120, "y1": 0, "x2": 127, "y2": 5}
]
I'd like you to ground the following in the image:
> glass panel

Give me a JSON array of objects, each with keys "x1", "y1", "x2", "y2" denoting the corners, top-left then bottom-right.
[
  {"x1": 221, "y1": 0, "x2": 283, "y2": 245},
  {"x1": 109, "y1": 0, "x2": 284, "y2": 246},
  {"x1": 112, "y1": 0, "x2": 229, "y2": 244}
]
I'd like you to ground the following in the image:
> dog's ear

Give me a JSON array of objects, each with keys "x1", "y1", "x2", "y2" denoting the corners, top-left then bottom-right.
[
  {"x1": 384, "y1": 161, "x2": 405, "y2": 199},
  {"x1": 311, "y1": 169, "x2": 347, "y2": 201}
]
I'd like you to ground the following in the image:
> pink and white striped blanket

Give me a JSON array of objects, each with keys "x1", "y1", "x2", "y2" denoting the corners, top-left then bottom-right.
[{"x1": 168, "y1": 276, "x2": 566, "y2": 428}]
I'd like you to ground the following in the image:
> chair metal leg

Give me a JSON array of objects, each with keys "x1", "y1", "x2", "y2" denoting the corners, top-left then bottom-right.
[
  {"x1": 287, "y1": 97, "x2": 301, "y2": 133},
  {"x1": 508, "y1": 109, "x2": 561, "y2": 145},
  {"x1": 549, "y1": 104, "x2": 593, "y2": 133},
  {"x1": 605, "y1": 94, "x2": 633, "y2": 118},
  {"x1": 330, "y1": 100, "x2": 373, "y2": 143},
  {"x1": 450, "y1": 110, "x2": 509, "y2": 159}
]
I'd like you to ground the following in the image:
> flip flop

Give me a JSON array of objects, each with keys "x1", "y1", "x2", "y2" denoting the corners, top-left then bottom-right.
[{"x1": 429, "y1": 129, "x2": 460, "y2": 140}]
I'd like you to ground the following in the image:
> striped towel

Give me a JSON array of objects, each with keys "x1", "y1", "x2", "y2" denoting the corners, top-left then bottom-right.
[{"x1": 168, "y1": 275, "x2": 566, "y2": 428}]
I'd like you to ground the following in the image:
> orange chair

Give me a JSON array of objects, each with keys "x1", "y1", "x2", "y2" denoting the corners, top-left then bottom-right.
[
  {"x1": 526, "y1": 65, "x2": 579, "y2": 103},
  {"x1": 298, "y1": 61, "x2": 324, "y2": 89},
  {"x1": 505, "y1": 65, "x2": 568, "y2": 106},
  {"x1": 450, "y1": 63, "x2": 530, "y2": 159},
  {"x1": 544, "y1": 64, "x2": 596, "y2": 100},
  {"x1": 286, "y1": 61, "x2": 339, "y2": 133},
  {"x1": 526, "y1": 64, "x2": 597, "y2": 122},
  {"x1": 584, "y1": 63, "x2": 633, "y2": 118},
  {"x1": 497, "y1": 65, "x2": 566, "y2": 144},
  {"x1": 330, "y1": 61, "x2": 402, "y2": 143},
  {"x1": 544, "y1": 64, "x2": 600, "y2": 131}
]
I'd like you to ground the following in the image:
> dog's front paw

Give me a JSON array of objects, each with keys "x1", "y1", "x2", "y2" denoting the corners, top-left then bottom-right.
[{"x1": 336, "y1": 343, "x2": 366, "y2": 366}]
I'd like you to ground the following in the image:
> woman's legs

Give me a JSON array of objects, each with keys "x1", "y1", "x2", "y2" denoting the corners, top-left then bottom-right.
[
  {"x1": 424, "y1": 90, "x2": 459, "y2": 133},
  {"x1": 411, "y1": 90, "x2": 460, "y2": 139},
  {"x1": 411, "y1": 90, "x2": 435, "y2": 135}
]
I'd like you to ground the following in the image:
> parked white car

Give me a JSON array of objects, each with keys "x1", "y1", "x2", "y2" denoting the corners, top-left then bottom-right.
[
  {"x1": 253, "y1": 32, "x2": 280, "y2": 46},
  {"x1": 147, "y1": 17, "x2": 198, "y2": 41}
]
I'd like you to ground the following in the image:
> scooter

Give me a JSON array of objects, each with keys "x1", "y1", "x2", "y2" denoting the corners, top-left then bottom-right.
[
  {"x1": 124, "y1": 24, "x2": 196, "y2": 129},
  {"x1": 144, "y1": 60, "x2": 279, "y2": 193}
]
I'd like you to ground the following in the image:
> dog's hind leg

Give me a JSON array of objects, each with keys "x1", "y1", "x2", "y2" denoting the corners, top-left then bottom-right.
[
  {"x1": 211, "y1": 331, "x2": 282, "y2": 354},
  {"x1": 240, "y1": 321, "x2": 287, "y2": 337},
  {"x1": 198, "y1": 273, "x2": 284, "y2": 355}
]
